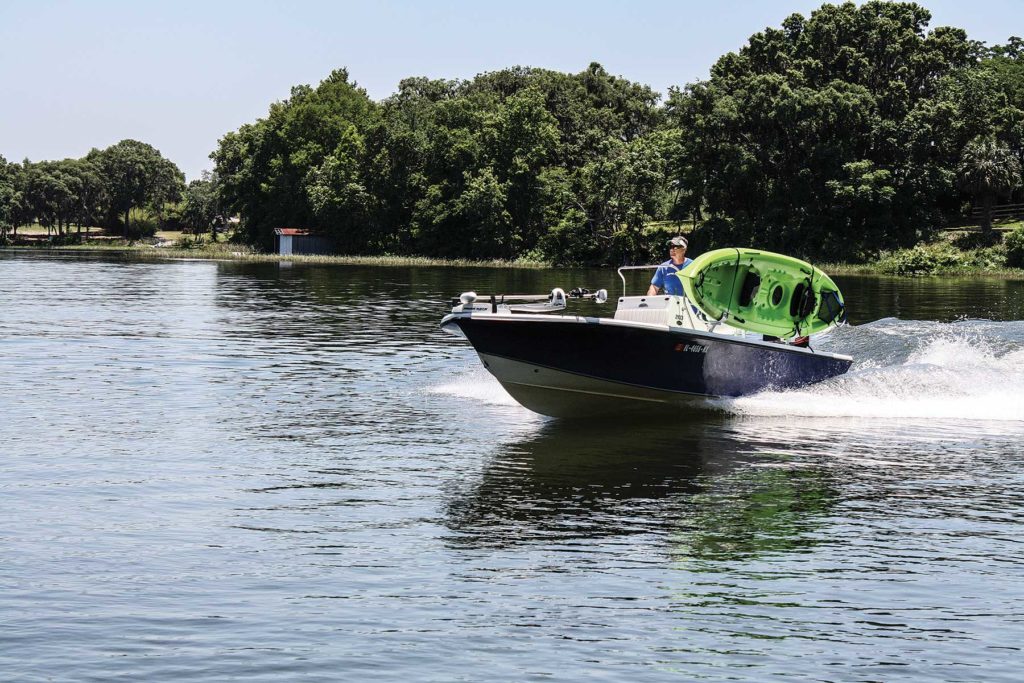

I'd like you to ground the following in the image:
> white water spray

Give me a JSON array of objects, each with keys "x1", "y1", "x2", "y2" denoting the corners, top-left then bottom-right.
[
  {"x1": 722, "y1": 319, "x2": 1024, "y2": 422},
  {"x1": 430, "y1": 367, "x2": 521, "y2": 407}
]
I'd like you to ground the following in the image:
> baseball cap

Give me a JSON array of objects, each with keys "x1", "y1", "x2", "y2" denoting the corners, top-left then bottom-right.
[{"x1": 668, "y1": 236, "x2": 688, "y2": 248}]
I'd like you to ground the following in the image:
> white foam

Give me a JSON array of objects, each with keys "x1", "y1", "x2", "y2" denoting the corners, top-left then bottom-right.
[{"x1": 721, "y1": 321, "x2": 1024, "y2": 422}]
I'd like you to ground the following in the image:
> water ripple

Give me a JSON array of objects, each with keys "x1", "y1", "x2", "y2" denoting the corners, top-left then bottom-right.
[{"x1": 1, "y1": 254, "x2": 1023, "y2": 682}]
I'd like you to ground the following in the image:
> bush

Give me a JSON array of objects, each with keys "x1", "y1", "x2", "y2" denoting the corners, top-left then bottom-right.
[
  {"x1": 1006, "y1": 226, "x2": 1024, "y2": 268},
  {"x1": 174, "y1": 235, "x2": 203, "y2": 249},
  {"x1": 111, "y1": 210, "x2": 158, "y2": 239},
  {"x1": 877, "y1": 244, "x2": 962, "y2": 275},
  {"x1": 959, "y1": 244, "x2": 1008, "y2": 271},
  {"x1": 49, "y1": 233, "x2": 83, "y2": 246}
]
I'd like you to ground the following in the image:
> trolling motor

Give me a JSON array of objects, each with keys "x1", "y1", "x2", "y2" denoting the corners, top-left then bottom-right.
[{"x1": 568, "y1": 287, "x2": 609, "y2": 303}]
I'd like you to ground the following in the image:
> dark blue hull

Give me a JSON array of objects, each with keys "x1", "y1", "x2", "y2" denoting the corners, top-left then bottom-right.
[{"x1": 445, "y1": 315, "x2": 851, "y2": 416}]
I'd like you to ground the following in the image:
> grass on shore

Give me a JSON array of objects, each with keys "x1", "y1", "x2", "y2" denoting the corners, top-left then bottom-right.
[
  {"x1": 821, "y1": 261, "x2": 1024, "y2": 277},
  {"x1": 2, "y1": 238, "x2": 552, "y2": 269}
]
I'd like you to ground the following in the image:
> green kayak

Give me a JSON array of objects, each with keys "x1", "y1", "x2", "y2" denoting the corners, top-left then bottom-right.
[{"x1": 676, "y1": 248, "x2": 846, "y2": 338}]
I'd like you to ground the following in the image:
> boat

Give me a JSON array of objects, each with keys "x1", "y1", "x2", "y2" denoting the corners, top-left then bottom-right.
[{"x1": 440, "y1": 261, "x2": 853, "y2": 418}]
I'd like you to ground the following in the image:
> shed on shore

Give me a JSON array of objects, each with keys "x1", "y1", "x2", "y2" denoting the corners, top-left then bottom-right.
[{"x1": 274, "y1": 228, "x2": 334, "y2": 256}]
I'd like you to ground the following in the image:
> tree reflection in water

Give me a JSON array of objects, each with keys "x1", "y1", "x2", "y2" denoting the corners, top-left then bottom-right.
[{"x1": 443, "y1": 414, "x2": 838, "y2": 563}]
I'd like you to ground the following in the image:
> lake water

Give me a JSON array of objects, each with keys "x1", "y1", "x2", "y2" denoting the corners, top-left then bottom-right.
[{"x1": 2, "y1": 252, "x2": 1023, "y2": 682}]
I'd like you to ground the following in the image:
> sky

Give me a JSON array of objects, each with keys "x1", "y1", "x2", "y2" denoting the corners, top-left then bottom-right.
[{"x1": 1, "y1": 0, "x2": 1020, "y2": 181}]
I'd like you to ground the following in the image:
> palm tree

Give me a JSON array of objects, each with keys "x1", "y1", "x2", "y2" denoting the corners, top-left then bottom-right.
[{"x1": 958, "y1": 136, "x2": 1023, "y2": 233}]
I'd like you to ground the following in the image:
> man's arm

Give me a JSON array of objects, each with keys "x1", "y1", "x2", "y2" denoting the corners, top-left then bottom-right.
[{"x1": 648, "y1": 266, "x2": 663, "y2": 296}]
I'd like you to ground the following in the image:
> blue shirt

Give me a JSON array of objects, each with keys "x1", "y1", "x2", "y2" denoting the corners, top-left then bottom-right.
[{"x1": 650, "y1": 258, "x2": 692, "y2": 295}]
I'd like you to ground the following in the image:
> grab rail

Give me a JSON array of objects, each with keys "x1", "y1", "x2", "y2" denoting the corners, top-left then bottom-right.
[{"x1": 616, "y1": 264, "x2": 661, "y2": 298}]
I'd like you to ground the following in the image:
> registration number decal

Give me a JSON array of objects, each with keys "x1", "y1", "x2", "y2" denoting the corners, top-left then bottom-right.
[{"x1": 674, "y1": 343, "x2": 708, "y2": 354}]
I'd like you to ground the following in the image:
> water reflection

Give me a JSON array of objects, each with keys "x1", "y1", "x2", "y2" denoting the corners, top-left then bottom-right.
[
  {"x1": 836, "y1": 274, "x2": 1024, "y2": 323},
  {"x1": 445, "y1": 417, "x2": 838, "y2": 564},
  {"x1": 445, "y1": 419, "x2": 705, "y2": 546},
  {"x1": 671, "y1": 465, "x2": 836, "y2": 564},
  {"x1": 219, "y1": 262, "x2": 1024, "y2": 327}
]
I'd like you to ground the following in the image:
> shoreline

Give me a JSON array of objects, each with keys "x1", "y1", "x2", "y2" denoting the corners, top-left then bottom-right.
[
  {"x1": 0, "y1": 245, "x2": 552, "y2": 269},
  {"x1": 3, "y1": 244, "x2": 1024, "y2": 278}
]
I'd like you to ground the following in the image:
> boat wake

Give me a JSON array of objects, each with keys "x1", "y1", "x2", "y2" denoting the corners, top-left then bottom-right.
[{"x1": 719, "y1": 318, "x2": 1024, "y2": 422}]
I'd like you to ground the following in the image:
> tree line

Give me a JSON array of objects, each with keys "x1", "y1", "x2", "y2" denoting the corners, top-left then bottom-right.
[
  {"x1": 211, "y1": 1, "x2": 1023, "y2": 263},
  {"x1": 0, "y1": 141, "x2": 223, "y2": 242},
  {"x1": 3, "y1": 2, "x2": 1023, "y2": 263}
]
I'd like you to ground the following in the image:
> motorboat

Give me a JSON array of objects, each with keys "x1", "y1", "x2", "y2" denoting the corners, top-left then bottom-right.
[{"x1": 440, "y1": 264, "x2": 853, "y2": 418}]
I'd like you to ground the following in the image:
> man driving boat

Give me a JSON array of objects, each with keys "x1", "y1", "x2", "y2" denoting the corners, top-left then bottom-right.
[{"x1": 647, "y1": 236, "x2": 693, "y2": 296}]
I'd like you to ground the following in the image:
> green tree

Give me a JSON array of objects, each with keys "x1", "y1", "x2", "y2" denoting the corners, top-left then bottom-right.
[
  {"x1": 958, "y1": 136, "x2": 1023, "y2": 231},
  {"x1": 982, "y1": 38, "x2": 1024, "y2": 183},
  {"x1": 8, "y1": 161, "x2": 34, "y2": 235},
  {"x1": 181, "y1": 171, "x2": 223, "y2": 239},
  {"x1": 68, "y1": 155, "x2": 108, "y2": 235},
  {"x1": 665, "y1": 1, "x2": 978, "y2": 258},
  {"x1": 22, "y1": 161, "x2": 79, "y2": 236},
  {"x1": 1005, "y1": 224, "x2": 1024, "y2": 267},
  {"x1": 540, "y1": 133, "x2": 669, "y2": 264},
  {"x1": 372, "y1": 63, "x2": 666, "y2": 262},
  {"x1": 211, "y1": 63, "x2": 668, "y2": 262},
  {"x1": 212, "y1": 69, "x2": 380, "y2": 250},
  {"x1": 305, "y1": 125, "x2": 375, "y2": 252},
  {"x1": 97, "y1": 139, "x2": 184, "y2": 238},
  {"x1": 0, "y1": 156, "x2": 18, "y2": 241}
]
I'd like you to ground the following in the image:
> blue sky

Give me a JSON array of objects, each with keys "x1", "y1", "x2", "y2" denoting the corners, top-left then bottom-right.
[{"x1": 1, "y1": 0, "x2": 1020, "y2": 180}]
